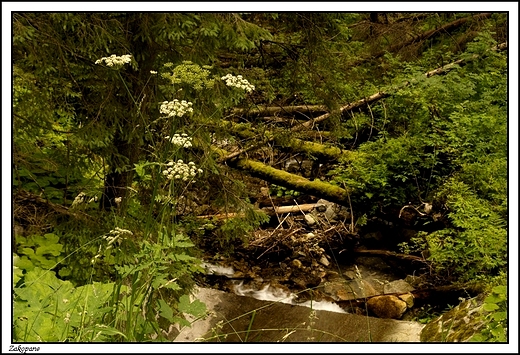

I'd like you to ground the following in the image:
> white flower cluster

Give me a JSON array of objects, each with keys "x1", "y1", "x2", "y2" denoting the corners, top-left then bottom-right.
[
  {"x1": 221, "y1": 74, "x2": 255, "y2": 93},
  {"x1": 92, "y1": 227, "x2": 133, "y2": 264},
  {"x1": 71, "y1": 192, "x2": 98, "y2": 208},
  {"x1": 162, "y1": 160, "x2": 203, "y2": 181},
  {"x1": 95, "y1": 54, "x2": 132, "y2": 67},
  {"x1": 160, "y1": 100, "x2": 194, "y2": 118},
  {"x1": 165, "y1": 133, "x2": 192, "y2": 148}
]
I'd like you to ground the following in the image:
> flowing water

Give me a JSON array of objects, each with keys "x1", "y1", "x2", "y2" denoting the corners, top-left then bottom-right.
[{"x1": 202, "y1": 262, "x2": 346, "y2": 313}]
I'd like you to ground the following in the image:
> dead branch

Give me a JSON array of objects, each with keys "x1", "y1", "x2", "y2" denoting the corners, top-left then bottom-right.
[
  {"x1": 197, "y1": 204, "x2": 318, "y2": 220},
  {"x1": 352, "y1": 248, "x2": 426, "y2": 262}
]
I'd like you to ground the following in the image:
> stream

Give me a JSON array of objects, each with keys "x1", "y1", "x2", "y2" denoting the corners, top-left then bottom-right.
[{"x1": 201, "y1": 253, "x2": 424, "y2": 320}]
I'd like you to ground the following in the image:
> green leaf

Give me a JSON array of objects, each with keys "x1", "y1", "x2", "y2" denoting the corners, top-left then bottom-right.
[
  {"x1": 492, "y1": 285, "x2": 507, "y2": 296},
  {"x1": 157, "y1": 299, "x2": 174, "y2": 322},
  {"x1": 177, "y1": 294, "x2": 206, "y2": 317},
  {"x1": 483, "y1": 303, "x2": 499, "y2": 312},
  {"x1": 484, "y1": 294, "x2": 503, "y2": 304},
  {"x1": 492, "y1": 311, "x2": 507, "y2": 321}
]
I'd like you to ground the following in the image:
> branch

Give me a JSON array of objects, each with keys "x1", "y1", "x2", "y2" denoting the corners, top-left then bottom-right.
[{"x1": 231, "y1": 105, "x2": 328, "y2": 117}]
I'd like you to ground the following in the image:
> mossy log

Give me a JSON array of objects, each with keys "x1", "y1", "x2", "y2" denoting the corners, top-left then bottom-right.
[
  {"x1": 232, "y1": 158, "x2": 351, "y2": 206},
  {"x1": 221, "y1": 120, "x2": 350, "y2": 161},
  {"x1": 231, "y1": 105, "x2": 328, "y2": 117}
]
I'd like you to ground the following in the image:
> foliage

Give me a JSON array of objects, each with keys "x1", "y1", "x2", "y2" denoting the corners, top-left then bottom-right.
[
  {"x1": 269, "y1": 184, "x2": 301, "y2": 198},
  {"x1": 13, "y1": 262, "x2": 119, "y2": 342},
  {"x1": 15, "y1": 233, "x2": 63, "y2": 272},
  {"x1": 330, "y1": 30, "x2": 507, "y2": 283},
  {"x1": 470, "y1": 285, "x2": 507, "y2": 342},
  {"x1": 11, "y1": 12, "x2": 508, "y2": 342}
]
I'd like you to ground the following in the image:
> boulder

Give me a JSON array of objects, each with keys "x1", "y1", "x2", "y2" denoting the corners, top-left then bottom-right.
[
  {"x1": 383, "y1": 279, "x2": 415, "y2": 294},
  {"x1": 367, "y1": 295, "x2": 408, "y2": 319},
  {"x1": 174, "y1": 287, "x2": 425, "y2": 342},
  {"x1": 323, "y1": 278, "x2": 379, "y2": 301}
]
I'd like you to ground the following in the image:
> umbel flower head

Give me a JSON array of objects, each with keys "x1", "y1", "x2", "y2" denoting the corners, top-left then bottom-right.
[
  {"x1": 95, "y1": 54, "x2": 132, "y2": 67},
  {"x1": 162, "y1": 160, "x2": 203, "y2": 182},
  {"x1": 165, "y1": 133, "x2": 192, "y2": 148},
  {"x1": 221, "y1": 74, "x2": 255, "y2": 93},
  {"x1": 160, "y1": 100, "x2": 194, "y2": 118}
]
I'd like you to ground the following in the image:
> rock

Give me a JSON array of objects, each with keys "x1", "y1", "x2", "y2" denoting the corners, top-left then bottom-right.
[
  {"x1": 291, "y1": 259, "x2": 303, "y2": 269},
  {"x1": 367, "y1": 295, "x2": 408, "y2": 319},
  {"x1": 304, "y1": 214, "x2": 317, "y2": 226},
  {"x1": 383, "y1": 279, "x2": 415, "y2": 294},
  {"x1": 315, "y1": 203, "x2": 327, "y2": 212},
  {"x1": 319, "y1": 256, "x2": 330, "y2": 267},
  {"x1": 343, "y1": 270, "x2": 358, "y2": 280},
  {"x1": 323, "y1": 279, "x2": 378, "y2": 301},
  {"x1": 398, "y1": 293, "x2": 414, "y2": 308},
  {"x1": 420, "y1": 294, "x2": 487, "y2": 342},
  {"x1": 404, "y1": 274, "x2": 427, "y2": 288},
  {"x1": 260, "y1": 187, "x2": 270, "y2": 197},
  {"x1": 175, "y1": 287, "x2": 425, "y2": 342}
]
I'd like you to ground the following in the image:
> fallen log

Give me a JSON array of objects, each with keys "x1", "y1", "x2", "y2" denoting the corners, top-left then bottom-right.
[
  {"x1": 197, "y1": 204, "x2": 319, "y2": 220},
  {"x1": 232, "y1": 158, "x2": 351, "y2": 206},
  {"x1": 232, "y1": 105, "x2": 328, "y2": 117}
]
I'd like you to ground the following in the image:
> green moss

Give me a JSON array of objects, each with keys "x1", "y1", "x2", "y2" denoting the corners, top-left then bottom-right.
[
  {"x1": 235, "y1": 158, "x2": 350, "y2": 205},
  {"x1": 420, "y1": 295, "x2": 486, "y2": 342}
]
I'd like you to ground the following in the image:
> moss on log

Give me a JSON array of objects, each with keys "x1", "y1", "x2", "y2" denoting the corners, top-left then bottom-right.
[
  {"x1": 233, "y1": 158, "x2": 351, "y2": 206},
  {"x1": 232, "y1": 105, "x2": 328, "y2": 117},
  {"x1": 221, "y1": 121, "x2": 351, "y2": 161}
]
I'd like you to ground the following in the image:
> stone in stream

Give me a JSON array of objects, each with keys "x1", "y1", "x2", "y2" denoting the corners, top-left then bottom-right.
[{"x1": 367, "y1": 295, "x2": 408, "y2": 319}]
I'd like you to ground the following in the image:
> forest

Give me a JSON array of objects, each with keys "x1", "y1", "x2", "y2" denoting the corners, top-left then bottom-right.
[{"x1": 10, "y1": 11, "x2": 509, "y2": 344}]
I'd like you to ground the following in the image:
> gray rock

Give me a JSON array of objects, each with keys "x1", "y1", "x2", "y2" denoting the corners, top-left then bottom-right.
[
  {"x1": 304, "y1": 214, "x2": 317, "y2": 226},
  {"x1": 383, "y1": 279, "x2": 415, "y2": 294},
  {"x1": 319, "y1": 255, "x2": 330, "y2": 267},
  {"x1": 174, "y1": 287, "x2": 424, "y2": 342}
]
